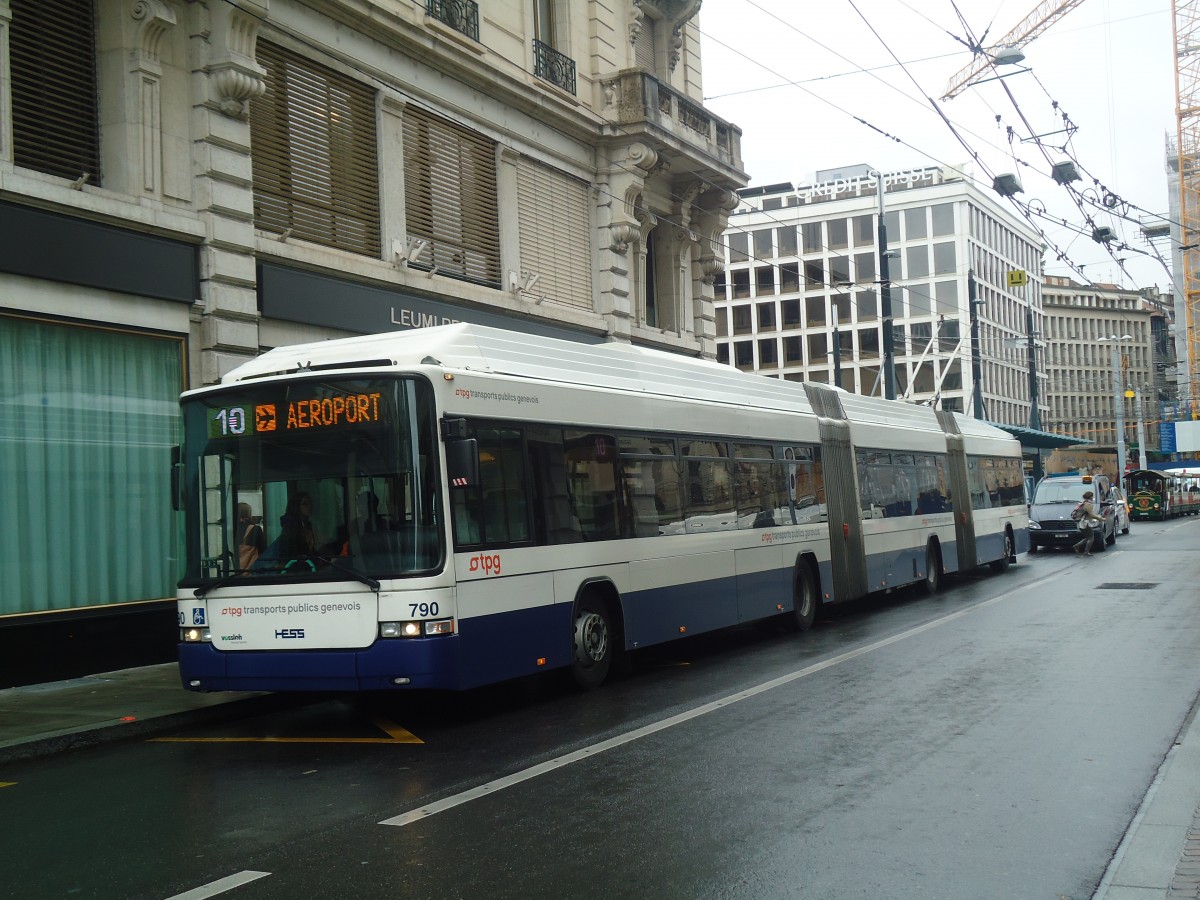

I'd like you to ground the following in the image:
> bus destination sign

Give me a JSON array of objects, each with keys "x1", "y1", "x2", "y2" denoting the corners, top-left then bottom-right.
[{"x1": 208, "y1": 391, "x2": 385, "y2": 438}]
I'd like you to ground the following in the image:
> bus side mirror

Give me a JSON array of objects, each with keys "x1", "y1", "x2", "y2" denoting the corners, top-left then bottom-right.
[
  {"x1": 170, "y1": 445, "x2": 183, "y2": 511},
  {"x1": 446, "y1": 438, "x2": 480, "y2": 488}
]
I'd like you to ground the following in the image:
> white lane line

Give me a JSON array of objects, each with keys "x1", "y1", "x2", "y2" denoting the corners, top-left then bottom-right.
[
  {"x1": 381, "y1": 569, "x2": 1063, "y2": 828},
  {"x1": 163, "y1": 871, "x2": 270, "y2": 899}
]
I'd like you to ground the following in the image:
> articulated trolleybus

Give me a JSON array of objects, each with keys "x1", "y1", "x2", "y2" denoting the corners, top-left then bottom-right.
[{"x1": 175, "y1": 323, "x2": 1026, "y2": 692}]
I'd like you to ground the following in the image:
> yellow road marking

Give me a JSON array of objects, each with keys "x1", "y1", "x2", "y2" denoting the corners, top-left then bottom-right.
[
  {"x1": 0, "y1": 782, "x2": 16, "y2": 788},
  {"x1": 149, "y1": 715, "x2": 423, "y2": 745}
]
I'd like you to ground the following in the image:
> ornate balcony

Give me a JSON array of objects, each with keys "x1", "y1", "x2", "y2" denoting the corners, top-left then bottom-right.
[
  {"x1": 601, "y1": 69, "x2": 744, "y2": 180},
  {"x1": 533, "y1": 39, "x2": 576, "y2": 96},
  {"x1": 426, "y1": 0, "x2": 479, "y2": 42}
]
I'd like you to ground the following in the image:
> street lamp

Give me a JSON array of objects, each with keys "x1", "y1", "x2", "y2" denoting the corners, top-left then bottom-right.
[{"x1": 1099, "y1": 334, "x2": 1134, "y2": 484}]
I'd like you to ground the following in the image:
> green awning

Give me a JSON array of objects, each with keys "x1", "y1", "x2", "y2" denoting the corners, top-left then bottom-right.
[{"x1": 987, "y1": 423, "x2": 1092, "y2": 450}]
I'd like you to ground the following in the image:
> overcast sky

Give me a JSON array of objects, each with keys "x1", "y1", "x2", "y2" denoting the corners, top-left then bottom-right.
[{"x1": 698, "y1": 0, "x2": 1176, "y2": 292}]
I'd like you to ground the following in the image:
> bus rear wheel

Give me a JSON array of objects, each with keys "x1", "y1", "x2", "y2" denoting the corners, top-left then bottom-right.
[
  {"x1": 921, "y1": 542, "x2": 942, "y2": 594},
  {"x1": 571, "y1": 595, "x2": 612, "y2": 689},
  {"x1": 793, "y1": 561, "x2": 818, "y2": 631}
]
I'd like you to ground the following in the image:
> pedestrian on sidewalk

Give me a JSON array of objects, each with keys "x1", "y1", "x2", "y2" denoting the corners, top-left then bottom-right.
[{"x1": 1072, "y1": 490, "x2": 1104, "y2": 556}]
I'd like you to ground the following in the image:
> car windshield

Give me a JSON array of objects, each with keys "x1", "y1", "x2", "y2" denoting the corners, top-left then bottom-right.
[
  {"x1": 1033, "y1": 480, "x2": 1091, "y2": 504},
  {"x1": 179, "y1": 376, "x2": 443, "y2": 585}
]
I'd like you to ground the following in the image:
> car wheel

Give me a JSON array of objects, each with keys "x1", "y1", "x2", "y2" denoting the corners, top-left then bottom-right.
[
  {"x1": 1093, "y1": 530, "x2": 1107, "y2": 553},
  {"x1": 1028, "y1": 543, "x2": 1038, "y2": 555},
  {"x1": 1106, "y1": 524, "x2": 1116, "y2": 546}
]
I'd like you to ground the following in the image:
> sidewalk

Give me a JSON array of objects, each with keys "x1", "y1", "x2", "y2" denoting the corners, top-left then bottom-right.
[
  {"x1": 0, "y1": 663, "x2": 276, "y2": 763},
  {"x1": 2, "y1": 664, "x2": 1199, "y2": 898}
]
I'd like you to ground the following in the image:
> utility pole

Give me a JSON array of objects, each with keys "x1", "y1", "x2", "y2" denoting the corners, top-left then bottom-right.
[
  {"x1": 969, "y1": 269, "x2": 985, "y2": 419},
  {"x1": 1135, "y1": 384, "x2": 1148, "y2": 471},
  {"x1": 1025, "y1": 289, "x2": 1041, "y2": 430},
  {"x1": 832, "y1": 324, "x2": 842, "y2": 388},
  {"x1": 875, "y1": 172, "x2": 896, "y2": 400}
]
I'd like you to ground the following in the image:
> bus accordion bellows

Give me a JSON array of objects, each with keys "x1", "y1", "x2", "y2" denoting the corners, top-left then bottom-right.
[{"x1": 174, "y1": 323, "x2": 1028, "y2": 693}]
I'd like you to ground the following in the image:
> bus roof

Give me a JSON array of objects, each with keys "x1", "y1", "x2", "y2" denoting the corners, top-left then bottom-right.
[{"x1": 201, "y1": 323, "x2": 1013, "y2": 445}]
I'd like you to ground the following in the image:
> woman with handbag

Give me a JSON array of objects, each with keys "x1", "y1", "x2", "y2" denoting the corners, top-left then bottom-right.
[{"x1": 1072, "y1": 490, "x2": 1104, "y2": 556}]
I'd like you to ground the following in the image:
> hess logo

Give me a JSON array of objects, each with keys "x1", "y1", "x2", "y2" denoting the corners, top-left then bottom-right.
[{"x1": 274, "y1": 628, "x2": 305, "y2": 639}]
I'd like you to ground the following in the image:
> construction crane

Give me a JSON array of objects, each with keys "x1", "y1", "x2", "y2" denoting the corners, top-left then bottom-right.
[
  {"x1": 1174, "y1": 0, "x2": 1200, "y2": 409},
  {"x1": 941, "y1": 0, "x2": 1089, "y2": 101}
]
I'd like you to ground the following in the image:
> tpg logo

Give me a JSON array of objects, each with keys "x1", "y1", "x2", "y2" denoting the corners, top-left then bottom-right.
[{"x1": 275, "y1": 628, "x2": 305, "y2": 639}]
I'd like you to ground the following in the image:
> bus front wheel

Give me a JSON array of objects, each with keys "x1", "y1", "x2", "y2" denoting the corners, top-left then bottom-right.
[{"x1": 571, "y1": 595, "x2": 612, "y2": 689}]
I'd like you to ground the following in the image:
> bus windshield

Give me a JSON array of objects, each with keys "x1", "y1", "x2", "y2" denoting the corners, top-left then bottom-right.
[{"x1": 179, "y1": 376, "x2": 443, "y2": 585}]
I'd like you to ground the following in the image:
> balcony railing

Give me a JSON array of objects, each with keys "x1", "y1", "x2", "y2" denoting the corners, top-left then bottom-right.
[
  {"x1": 533, "y1": 39, "x2": 576, "y2": 96},
  {"x1": 426, "y1": 0, "x2": 479, "y2": 42},
  {"x1": 601, "y1": 70, "x2": 743, "y2": 173}
]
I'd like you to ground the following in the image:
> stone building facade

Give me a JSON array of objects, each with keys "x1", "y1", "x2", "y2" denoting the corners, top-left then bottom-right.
[{"x1": 0, "y1": 0, "x2": 745, "y2": 630}]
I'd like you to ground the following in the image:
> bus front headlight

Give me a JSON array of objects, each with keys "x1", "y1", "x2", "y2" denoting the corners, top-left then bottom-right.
[{"x1": 181, "y1": 628, "x2": 211, "y2": 643}]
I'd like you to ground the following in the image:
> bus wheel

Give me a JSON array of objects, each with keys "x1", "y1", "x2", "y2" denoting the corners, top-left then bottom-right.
[
  {"x1": 793, "y1": 561, "x2": 818, "y2": 631},
  {"x1": 920, "y1": 542, "x2": 942, "y2": 594},
  {"x1": 990, "y1": 529, "x2": 1013, "y2": 572},
  {"x1": 571, "y1": 595, "x2": 612, "y2": 689}
]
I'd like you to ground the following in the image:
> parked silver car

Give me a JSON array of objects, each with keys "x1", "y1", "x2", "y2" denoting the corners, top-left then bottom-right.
[{"x1": 1111, "y1": 486, "x2": 1131, "y2": 535}]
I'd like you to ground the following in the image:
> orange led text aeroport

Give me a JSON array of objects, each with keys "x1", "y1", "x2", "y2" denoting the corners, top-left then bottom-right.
[{"x1": 286, "y1": 392, "x2": 383, "y2": 429}]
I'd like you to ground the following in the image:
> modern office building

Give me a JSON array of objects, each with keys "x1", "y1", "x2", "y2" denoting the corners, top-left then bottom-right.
[
  {"x1": 714, "y1": 164, "x2": 1046, "y2": 428},
  {"x1": 1041, "y1": 276, "x2": 1170, "y2": 454},
  {"x1": 0, "y1": 0, "x2": 745, "y2": 652}
]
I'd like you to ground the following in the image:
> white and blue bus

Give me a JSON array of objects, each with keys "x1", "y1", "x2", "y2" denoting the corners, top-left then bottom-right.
[{"x1": 175, "y1": 323, "x2": 1027, "y2": 692}]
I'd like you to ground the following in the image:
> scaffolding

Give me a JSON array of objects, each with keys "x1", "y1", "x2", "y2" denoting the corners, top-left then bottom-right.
[{"x1": 1174, "y1": 0, "x2": 1200, "y2": 406}]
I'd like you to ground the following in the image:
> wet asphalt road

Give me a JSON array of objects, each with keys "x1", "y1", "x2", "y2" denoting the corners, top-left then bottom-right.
[{"x1": 4, "y1": 516, "x2": 1200, "y2": 900}]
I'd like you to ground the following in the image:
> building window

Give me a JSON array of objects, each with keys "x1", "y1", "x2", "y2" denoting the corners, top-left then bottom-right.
[
  {"x1": 933, "y1": 241, "x2": 956, "y2": 276},
  {"x1": 403, "y1": 104, "x2": 501, "y2": 286},
  {"x1": 753, "y1": 229, "x2": 773, "y2": 258},
  {"x1": 759, "y1": 338, "x2": 778, "y2": 366},
  {"x1": 734, "y1": 341, "x2": 754, "y2": 368},
  {"x1": 780, "y1": 263, "x2": 800, "y2": 293},
  {"x1": 782, "y1": 299, "x2": 801, "y2": 327},
  {"x1": 906, "y1": 246, "x2": 930, "y2": 279},
  {"x1": 728, "y1": 232, "x2": 749, "y2": 263},
  {"x1": 732, "y1": 305, "x2": 752, "y2": 335},
  {"x1": 10, "y1": 0, "x2": 101, "y2": 184},
  {"x1": 784, "y1": 336, "x2": 802, "y2": 362},
  {"x1": 731, "y1": 269, "x2": 751, "y2": 299},
  {"x1": 853, "y1": 215, "x2": 874, "y2": 246},
  {"x1": 757, "y1": 302, "x2": 777, "y2": 330},
  {"x1": 805, "y1": 260, "x2": 825, "y2": 290},
  {"x1": 516, "y1": 158, "x2": 593, "y2": 310},
  {"x1": 905, "y1": 207, "x2": 927, "y2": 240},
  {"x1": 802, "y1": 222, "x2": 822, "y2": 254},
  {"x1": 756, "y1": 266, "x2": 776, "y2": 295},
  {"x1": 832, "y1": 293, "x2": 851, "y2": 324},
  {"x1": 931, "y1": 203, "x2": 954, "y2": 236},
  {"x1": 806, "y1": 297, "x2": 826, "y2": 326},
  {"x1": 251, "y1": 42, "x2": 381, "y2": 257},
  {"x1": 829, "y1": 219, "x2": 849, "y2": 250},
  {"x1": 0, "y1": 315, "x2": 183, "y2": 616},
  {"x1": 778, "y1": 227, "x2": 798, "y2": 256}
]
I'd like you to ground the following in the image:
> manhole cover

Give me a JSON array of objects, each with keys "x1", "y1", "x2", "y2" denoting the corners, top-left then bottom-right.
[{"x1": 1097, "y1": 583, "x2": 1158, "y2": 590}]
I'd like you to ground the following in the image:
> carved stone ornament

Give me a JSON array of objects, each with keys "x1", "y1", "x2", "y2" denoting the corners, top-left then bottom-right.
[
  {"x1": 630, "y1": 0, "x2": 702, "y2": 70},
  {"x1": 208, "y1": 2, "x2": 268, "y2": 118},
  {"x1": 131, "y1": 0, "x2": 176, "y2": 63},
  {"x1": 609, "y1": 222, "x2": 642, "y2": 254},
  {"x1": 698, "y1": 255, "x2": 724, "y2": 285}
]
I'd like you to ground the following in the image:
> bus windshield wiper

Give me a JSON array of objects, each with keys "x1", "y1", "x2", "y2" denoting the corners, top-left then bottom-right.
[{"x1": 194, "y1": 556, "x2": 380, "y2": 598}]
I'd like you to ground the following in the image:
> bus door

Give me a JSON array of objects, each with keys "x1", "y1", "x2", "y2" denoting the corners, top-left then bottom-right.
[{"x1": 818, "y1": 419, "x2": 867, "y2": 602}]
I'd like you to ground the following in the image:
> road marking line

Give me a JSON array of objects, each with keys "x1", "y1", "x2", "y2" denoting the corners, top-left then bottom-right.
[
  {"x1": 149, "y1": 716, "x2": 422, "y2": 745},
  {"x1": 163, "y1": 870, "x2": 269, "y2": 899},
  {"x1": 0, "y1": 782, "x2": 15, "y2": 788},
  {"x1": 381, "y1": 571, "x2": 1062, "y2": 828}
]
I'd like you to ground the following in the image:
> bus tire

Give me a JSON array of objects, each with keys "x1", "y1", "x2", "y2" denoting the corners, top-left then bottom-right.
[
  {"x1": 793, "y1": 560, "x2": 818, "y2": 631},
  {"x1": 920, "y1": 541, "x2": 942, "y2": 594},
  {"x1": 570, "y1": 593, "x2": 613, "y2": 689},
  {"x1": 990, "y1": 528, "x2": 1013, "y2": 572}
]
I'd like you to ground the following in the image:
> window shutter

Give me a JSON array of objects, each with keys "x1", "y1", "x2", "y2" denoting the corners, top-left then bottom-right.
[
  {"x1": 634, "y1": 17, "x2": 657, "y2": 71},
  {"x1": 403, "y1": 105, "x2": 500, "y2": 287},
  {"x1": 250, "y1": 42, "x2": 381, "y2": 257},
  {"x1": 516, "y1": 159, "x2": 593, "y2": 311},
  {"x1": 9, "y1": 0, "x2": 101, "y2": 184}
]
